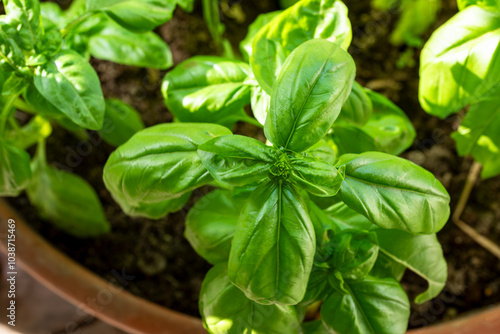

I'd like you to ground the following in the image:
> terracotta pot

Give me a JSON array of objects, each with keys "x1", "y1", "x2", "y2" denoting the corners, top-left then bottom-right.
[{"x1": 1, "y1": 199, "x2": 499, "y2": 334}]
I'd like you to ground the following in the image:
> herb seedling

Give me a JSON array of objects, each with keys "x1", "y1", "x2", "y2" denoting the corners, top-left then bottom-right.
[{"x1": 104, "y1": 38, "x2": 451, "y2": 333}]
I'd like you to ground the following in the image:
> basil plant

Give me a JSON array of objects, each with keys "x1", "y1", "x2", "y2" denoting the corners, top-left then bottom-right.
[
  {"x1": 0, "y1": 0, "x2": 192, "y2": 236},
  {"x1": 419, "y1": 0, "x2": 500, "y2": 179},
  {"x1": 104, "y1": 38, "x2": 450, "y2": 333},
  {"x1": 162, "y1": 0, "x2": 416, "y2": 157}
]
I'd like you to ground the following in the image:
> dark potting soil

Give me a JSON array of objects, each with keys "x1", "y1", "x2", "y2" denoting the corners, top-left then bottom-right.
[{"x1": 6, "y1": 0, "x2": 500, "y2": 329}]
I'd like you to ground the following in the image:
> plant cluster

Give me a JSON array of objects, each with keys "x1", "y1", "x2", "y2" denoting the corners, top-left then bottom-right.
[
  {"x1": 419, "y1": 0, "x2": 500, "y2": 179},
  {"x1": 103, "y1": 1, "x2": 452, "y2": 333},
  {"x1": 0, "y1": 0, "x2": 193, "y2": 236}
]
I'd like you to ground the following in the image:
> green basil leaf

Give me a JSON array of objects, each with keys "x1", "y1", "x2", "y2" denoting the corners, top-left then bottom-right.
[
  {"x1": 40, "y1": 2, "x2": 65, "y2": 30},
  {"x1": 361, "y1": 90, "x2": 416, "y2": 155},
  {"x1": 389, "y1": 0, "x2": 440, "y2": 47},
  {"x1": 319, "y1": 230, "x2": 379, "y2": 280},
  {"x1": 302, "y1": 139, "x2": 337, "y2": 165},
  {"x1": 375, "y1": 229, "x2": 446, "y2": 304},
  {"x1": 0, "y1": 17, "x2": 26, "y2": 65},
  {"x1": 185, "y1": 189, "x2": 250, "y2": 264},
  {"x1": 86, "y1": 0, "x2": 176, "y2": 32},
  {"x1": 228, "y1": 181, "x2": 315, "y2": 305},
  {"x1": 88, "y1": 18, "x2": 172, "y2": 69},
  {"x1": 174, "y1": 0, "x2": 194, "y2": 12},
  {"x1": 337, "y1": 81, "x2": 372, "y2": 125},
  {"x1": 321, "y1": 276, "x2": 410, "y2": 334},
  {"x1": 27, "y1": 158, "x2": 110, "y2": 237},
  {"x1": 265, "y1": 39, "x2": 355, "y2": 152},
  {"x1": 290, "y1": 157, "x2": 343, "y2": 197},
  {"x1": 98, "y1": 99, "x2": 145, "y2": 147},
  {"x1": 301, "y1": 319, "x2": 330, "y2": 334},
  {"x1": 330, "y1": 124, "x2": 378, "y2": 155},
  {"x1": 4, "y1": 0, "x2": 40, "y2": 50},
  {"x1": 369, "y1": 253, "x2": 406, "y2": 282},
  {"x1": 336, "y1": 152, "x2": 450, "y2": 234},
  {"x1": 250, "y1": 85, "x2": 270, "y2": 126},
  {"x1": 198, "y1": 135, "x2": 276, "y2": 187},
  {"x1": 239, "y1": 10, "x2": 281, "y2": 61},
  {"x1": 200, "y1": 264, "x2": 301, "y2": 334},
  {"x1": 457, "y1": 0, "x2": 500, "y2": 11},
  {"x1": 103, "y1": 123, "x2": 232, "y2": 217},
  {"x1": 419, "y1": 6, "x2": 500, "y2": 117},
  {"x1": 0, "y1": 139, "x2": 31, "y2": 196},
  {"x1": 251, "y1": 0, "x2": 352, "y2": 93},
  {"x1": 5, "y1": 115, "x2": 52, "y2": 150},
  {"x1": 124, "y1": 191, "x2": 191, "y2": 220},
  {"x1": 323, "y1": 201, "x2": 374, "y2": 231},
  {"x1": 162, "y1": 56, "x2": 252, "y2": 127},
  {"x1": 451, "y1": 92, "x2": 500, "y2": 179},
  {"x1": 33, "y1": 50, "x2": 105, "y2": 130}
]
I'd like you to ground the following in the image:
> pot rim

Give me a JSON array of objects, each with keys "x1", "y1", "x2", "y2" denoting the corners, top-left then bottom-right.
[{"x1": 1, "y1": 198, "x2": 499, "y2": 334}]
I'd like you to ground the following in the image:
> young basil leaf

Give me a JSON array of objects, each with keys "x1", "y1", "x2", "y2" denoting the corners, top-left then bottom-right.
[
  {"x1": 330, "y1": 124, "x2": 378, "y2": 155},
  {"x1": 0, "y1": 139, "x2": 31, "y2": 196},
  {"x1": 239, "y1": 10, "x2": 282, "y2": 61},
  {"x1": 419, "y1": 6, "x2": 500, "y2": 117},
  {"x1": 103, "y1": 123, "x2": 232, "y2": 217},
  {"x1": 185, "y1": 189, "x2": 250, "y2": 265},
  {"x1": 265, "y1": 39, "x2": 355, "y2": 153},
  {"x1": 4, "y1": 0, "x2": 40, "y2": 51},
  {"x1": 123, "y1": 191, "x2": 191, "y2": 220},
  {"x1": 27, "y1": 158, "x2": 110, "y2": 237},
  {"x1": 375, "y1": 229, "x2": 447, "y2": 304},
  {"x1": 319, "y1": 230, "x2": 379, "y2": 281},
  {"x1": 33, "y1": 50, "x2": 105, "y2": 130},
  {"x1": 251, "y1": 0, "x2": 352, "y2": 93},
  {"x1": 250, "y1": 85, "x2": 270, "y2": 126},
  {"x1": 301, "y1": 319, "x2": 330, "y2": 334},
  {"x1": 228, "y1": 181, "x2": 315, "y2": 305},
  {"x1": 88, "y1": 18, "x2": 172, "y2": 69},
  {"x1": 451, "y1": 91, "x2": 500, "y2": 179},
  {"x1": 290, "y1": 157, "x2": 343, "y2": 197},
  {"x1": 200, "y1": 264, "x2": 301, "y2": 334},
  {"x1": 198, "y1": 135, "x2": 276, "y2": 187},
  {"x1": 336, "y1": 152, "x2": 450, "y2": 234},
  {"x1": 337, "y1": 81, "x2": 372, "y2": 126},
  {"x1": 98, "y1": 99, "x2": 145, "y2": 147},
  {"x1": 361, "y1": 90, "x2": 416, "y2": 155},
  {"x1": 162, "y1": 56, "x2": 252, "y2": 127},
  {"x1": 86, "y1": 0, "x2": 176, "y2": 33},
  {"x1": 321, "y1": 276, "x2": 410, "y2": 334},
  {"x1": 302, "y1": 139, "x2": 337, "y2": 166}
]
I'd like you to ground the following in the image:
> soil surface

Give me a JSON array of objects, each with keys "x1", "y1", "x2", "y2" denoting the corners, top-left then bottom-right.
[{"x1": 6, "y1": 0, "x2": 500, "y2": 329}]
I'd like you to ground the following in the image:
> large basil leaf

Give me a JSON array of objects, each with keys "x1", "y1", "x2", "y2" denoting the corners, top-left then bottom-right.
[
  {"x1": 88, "y1": 18, "x2": 172, "y2": 69},
  {"x1": 451, "y1": 92, "x2": 500, "y2": 179},
  {"x1": 0, "y1": 139, "x2": 31, "y2": 196},
  {"x1": 86, "y1": 0, "x2": 176, "y2": 32},
  {"x1": 162, "y1": 56, "x2": 252, "y2": 127},
  {"x1": 336, "y1": 152, "x2": 450, "y2": 234},
  {"x1": 265, "y1": 39, "x2": 355, "y2": 153},
  {"x1": 337, "y1": 81, "x2": 372, "y2": 125},
  {"x1": 200, "y1": 264, "x2": 301, "y2": 334},
  {"x1": 4, "y1": 0, "x2": 40, "y2": 50},
  {"x1": 198, "y1": 135, "x2": 276, "y2": 187},
  {"x1": 321, "y1": 276, "x2": 410, "y2": 334},
  {"x1": 228, "y1": 181, "x2": 315, "y2": 305},
  {"x1": 27, "y1": 156, "x2": 110, "y2": 237},
  {"x1": 375, "y1": 229, "x2": 446, "y2": 304},
  {"x1": 185, "y1": 189, "x2": 250, "y2": 265},
  {"x1": 419, "y1": 6, "x2": 500, "y2": 117},
  {"x1": 99, "y1": 99, "x2": 145, "y2": 147},
  {"x1": 103, "y1": 123, "x2": 232, "y2": 216},
  {"x1": 251, "y1": 0, "x2": 352, "y2": 93},
  {"x1": 362, "y1": 90, "x2": 415, "y2": 155},
  {"x1": 239, "y1": 10, "x2": 281, "y2": 61},
  {"x1": 290, "y1": 157, "x2": 343, "y2": 197},
  {"x1": 33, "y1": 50, "x2": 105, "y2": 130}
]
